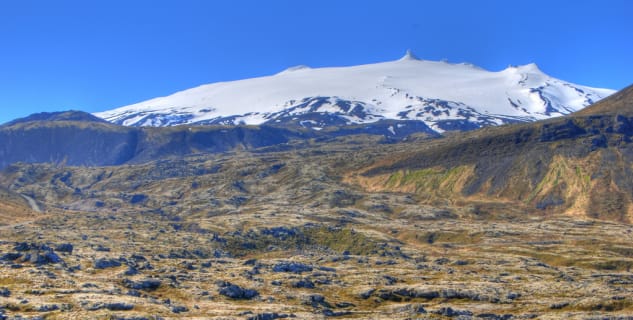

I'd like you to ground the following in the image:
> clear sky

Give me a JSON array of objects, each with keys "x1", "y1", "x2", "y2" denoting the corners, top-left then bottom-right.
[{"x1": 1, "y1": 0, "x2": 631, "y2": 124}]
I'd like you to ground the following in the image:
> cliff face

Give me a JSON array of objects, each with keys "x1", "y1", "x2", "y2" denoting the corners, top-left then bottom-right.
[
  {"x1": 129, "y1": 125, "x2": 305, "y2": 164},
  {"x1": 0, "y1": 122, "x2": 139, "y2": 168},
  {"x1": 0, "y1": 111, "x2": 307, "y2": 169}
]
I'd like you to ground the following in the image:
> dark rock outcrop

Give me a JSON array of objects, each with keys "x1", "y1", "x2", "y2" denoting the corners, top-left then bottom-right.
[
  {"x1": 217, "y1": 282, "x2": 259, "y2": 300},
  {"x1": 434, "y1": 307, "x2": 473, "y2": 317},
  {"x1": 85, "y1": 302, "x2": 134, "y2": 311},
  {"x1": 367, "y1": 286, "x2": 505, "y2": 303},
  {"x1": 302, "y1": 294, "x2": 331, "y2": 308},
  {"x1": 272, "y1": 261, "x2": 313, "y2": 273},
  {"x1": 94, "y1": 258, "x2": 122, "y2": 269},
  {"x1": 247, "y1": 313, "x2": 290, "y2": 320},
  {"x1": 0, "y1": 288, "x2": 10, "y2": 297},
  {"x1": 55, "y1": 243, "x2": 74, "y2": 254},
  {"x1": 171, "y1": 305, "x2": 188, "y2": 313},
  {"x1": 23, "y1": 251, "x2": 62, "y2": 265},
  {"x1": 123, "y1": 278, "x2": 161, "y2": 291},
  {"x1": 105, "y1": 302, "x2": 134, "y2": 311},
  {"x1": 292, "y1": 278, "x2": 315, "y2": 289},
  {"x1": 35, "y1": 304, "x2": 60, "y2": 312},
  {"x1": 9, "y1": 243, "x2": 63, "y2": 265}
]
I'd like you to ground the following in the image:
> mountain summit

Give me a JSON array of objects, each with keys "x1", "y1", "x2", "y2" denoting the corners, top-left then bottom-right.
[
  {"x1": 399, "y1": 49, "x2": 420, "y2": 61},
  {"x1": 95, "y1": 53, "x2": 614, "y2": 133}
]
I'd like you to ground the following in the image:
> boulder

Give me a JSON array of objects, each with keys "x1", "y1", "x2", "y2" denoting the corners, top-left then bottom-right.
[
  {"x1": 247, "y1": 313, "x2": 290, "y2": 320},
  {"x1": 434, "y1": 307, "x2": 473, "y2": 317},
  {"x1": 302, "y1": 294, "x2": 331, "y2": 308},
  {"x1": 171, "y1": 305, "x2": 189, "y2": 313},
  {"x1": 218, "y1": 284, "x2": 259, "y2": 300},
  {"x1": 123, "y1": 278, "x2": 161, "y2": 291},
  {"x1": 292, "y1": 278, "x2": 315, "y2": 289},
  {"x1": 94, "y1": 258, "x2": 122, "y2": 269},
  {"x1": 55, "y1": 243, "x2": 74, "y2": 254},
  {"x1": 35, "y1": 304, "x2": 59, "y2": 312},
  {"x1": 105, "y1": 303, "x2": 134, "y2": 311},
  {"x1": 273, "y1": 261, "x2": 313, "y2": 273}
]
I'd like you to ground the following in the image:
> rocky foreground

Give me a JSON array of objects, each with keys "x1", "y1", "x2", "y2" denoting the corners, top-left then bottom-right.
[{"x1": 1, "y1": 136, "x2": 633, "y2": 319}]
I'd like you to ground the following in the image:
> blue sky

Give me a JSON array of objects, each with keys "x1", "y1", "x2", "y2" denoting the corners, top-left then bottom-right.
[{"x1": 1, "y1": 0, "x2": 631, "y2": 124}]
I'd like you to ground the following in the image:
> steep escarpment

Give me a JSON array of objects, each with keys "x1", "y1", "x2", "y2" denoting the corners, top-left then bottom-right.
[
  {"x1": 126, "y1": 125, "x2": 307, "y2": 164},
  {"x1": 0, "y1": 120, "x2": 139, "y2": 168},
  {"x1": 0, "y1": 111, "x2": 309, "y2": 169}
]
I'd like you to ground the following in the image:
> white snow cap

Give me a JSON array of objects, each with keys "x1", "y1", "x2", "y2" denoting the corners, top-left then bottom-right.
[{"x1": 95, "y1": 52, "x2": 615, "y2": 130}]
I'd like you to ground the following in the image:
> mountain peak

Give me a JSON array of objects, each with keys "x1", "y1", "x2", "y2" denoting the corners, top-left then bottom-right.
[
  {"x1": 504, "y1": 62, "x2": 543, "y2": 74},
  {"x1": 518, "y1": 62, "x2": 542, "y2": 72},
  {"x1": 399, "y1": 49, "x2": 420, "y2": 61}
]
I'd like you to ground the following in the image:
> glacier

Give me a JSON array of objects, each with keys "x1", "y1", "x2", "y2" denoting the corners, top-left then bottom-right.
[{"x1": 95, "y1": 51, "x2": 614, "y2": 133}]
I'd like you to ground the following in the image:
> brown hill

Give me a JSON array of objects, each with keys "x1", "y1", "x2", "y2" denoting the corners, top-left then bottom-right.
[
  {"x1": 574, "y1": 84, "x2": 633, "y2": 116},
  {"x1": 347, "y1": 84, "x2": 633, "y2": 222}
]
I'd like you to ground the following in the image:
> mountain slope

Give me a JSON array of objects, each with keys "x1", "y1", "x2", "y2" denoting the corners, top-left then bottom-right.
[
  {"x1": 346, "y1": 83, "x2": 633, "y2": 222},
  {"x1": 0, "y1": 111, "x2": 309, "y2": 169},
  {"x1": 95, "y1": 51, "x2": 614, "y2": 133},
  {"x1": 0, "y1": 187, "x2": 35, "y2": 225},
  {"x1": 574, "y1": 84, "x2": 633, "y2": 116},
  {"x1": 0, "y1": 112, "x2": 138, "y2": 168}
]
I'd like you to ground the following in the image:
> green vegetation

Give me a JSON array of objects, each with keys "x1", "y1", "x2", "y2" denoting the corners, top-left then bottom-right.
[
  {"x1": 384, "y1": 165, "x2": 473, "y2": 197},
  {"x1": 223, "y1": 225, "x2": 398, "y2": 257}
]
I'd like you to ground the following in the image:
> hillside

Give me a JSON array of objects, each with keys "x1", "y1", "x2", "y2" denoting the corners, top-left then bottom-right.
[
  {"x1": 574, "y1": 84, "x2": 633, "y2": 116},
  {"x1": 0, "y1": 111, "x2": 314, "y2": 169},
  {"x1": 347, "y1": 84, "x2": 633, "y2": 222},
  {"x1": 0, "y1": 187, "x2": 36, "y2": 226},
  {"x1": 0, "y1": 114, "x2": 138, "y2": 168}
]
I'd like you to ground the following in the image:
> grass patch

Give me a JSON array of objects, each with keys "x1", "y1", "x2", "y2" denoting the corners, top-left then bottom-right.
[
  {"x1": 525, "y1": 156, "x2": 591, "y2": 204},
  {"x1": 223, "y1": 225, "x2": 398, "y2": 257},
  {"x1": 575, "y1": 299, "x2": 633, "y2": 312},
  {"x1": 384, "y1": 165, "x2": 474, "y2": 197},
  {"x1": 604, "y1": 246, "x2": 633, "y2": 257},
  {"x1": 591, "y1": 259, "x2": 633, "y2": 271},
  {"x1": 415, "y1": 231, "x2": 483, "y2": 245}
]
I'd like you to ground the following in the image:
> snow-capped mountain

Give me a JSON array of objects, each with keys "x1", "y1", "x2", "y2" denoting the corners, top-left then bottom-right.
[{"x1": 95, "y1": 51, "x2": 614, "y2": 133}]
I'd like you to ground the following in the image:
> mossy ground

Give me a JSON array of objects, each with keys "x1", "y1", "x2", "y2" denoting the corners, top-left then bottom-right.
[{"x1": 2, "y1": 137, "x2": 633, "y2": 319}]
